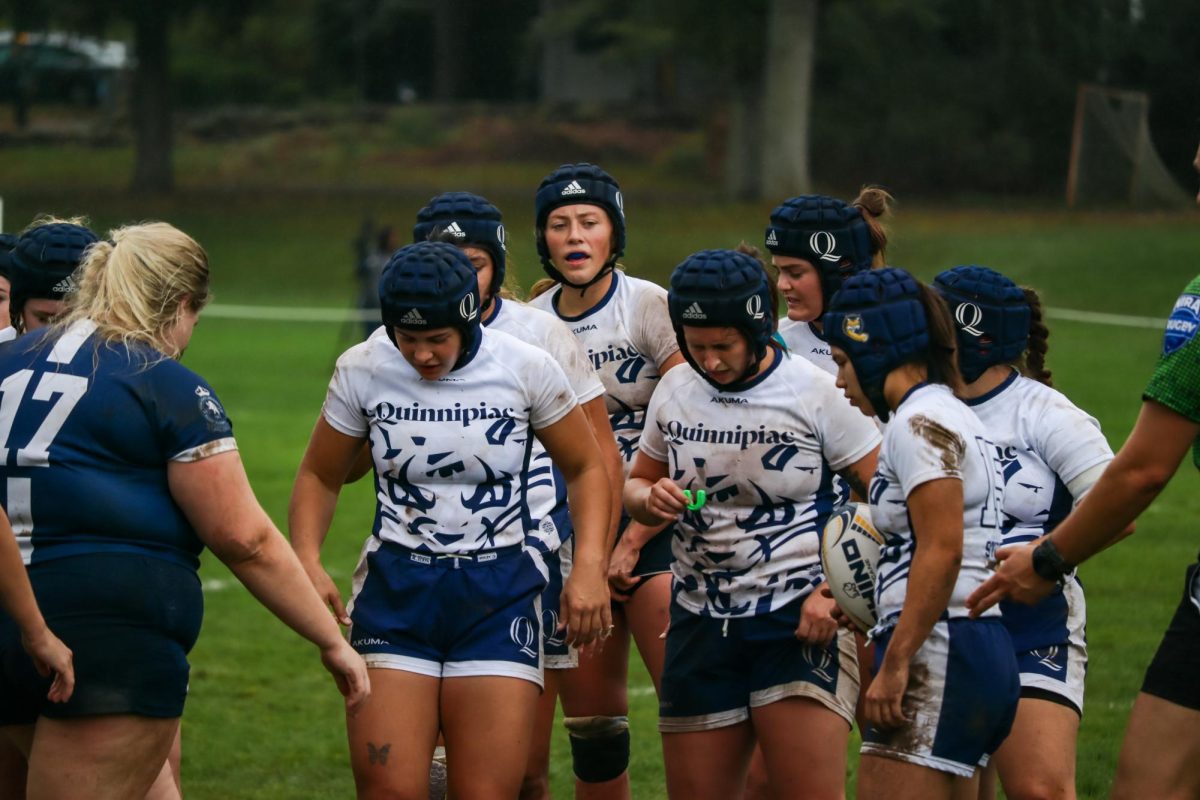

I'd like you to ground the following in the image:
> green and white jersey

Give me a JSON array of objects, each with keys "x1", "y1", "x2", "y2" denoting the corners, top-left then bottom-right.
[{"x1": 1144, "y1": 274, "x2": 1200, "y2": 470}]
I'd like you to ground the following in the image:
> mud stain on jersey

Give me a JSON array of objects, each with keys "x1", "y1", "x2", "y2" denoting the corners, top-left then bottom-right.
[{"x1": 908, "y1": 415, "x2": 964, "y2": 473}]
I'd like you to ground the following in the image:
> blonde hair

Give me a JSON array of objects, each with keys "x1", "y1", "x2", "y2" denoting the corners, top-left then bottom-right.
[
  {"x1": 54, "y1": 222, "x2": 210, "y2": 357},
  {"x1": 20, "y1": 213, "x2": 91, "y2": 233}
]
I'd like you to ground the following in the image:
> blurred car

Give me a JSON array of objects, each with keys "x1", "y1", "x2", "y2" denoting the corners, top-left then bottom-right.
[{"x1": 0, "y1": 31, "x2": 128, "y2": 107}]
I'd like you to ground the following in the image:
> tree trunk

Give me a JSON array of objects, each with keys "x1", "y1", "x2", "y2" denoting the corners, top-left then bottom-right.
[
  {"x1": 724, "y1": 89, "x2": 762, "y2": 201},
  {"x1": 131, "y1": 1, "x2": 173, "y2": 193},
  {"x1": 432, "y1": 0, "x2": 463, "y2": 101},
  {"x1": 759, "y1": 0, "x2": 817, "y2": 199}
]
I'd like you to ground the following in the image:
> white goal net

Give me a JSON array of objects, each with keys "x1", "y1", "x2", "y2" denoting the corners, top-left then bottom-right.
[{"x1": 1066, "y1": 84, "x2": 1190, "y2": 208}]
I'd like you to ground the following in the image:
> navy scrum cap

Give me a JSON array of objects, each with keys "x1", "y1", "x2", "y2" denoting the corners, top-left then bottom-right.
[
  {"x1": 8, "y1": 222, "x2": 98, "y2": 303},
  {"x1": 379, "y1": 242, "x2": 483, "y2": 371},
  {"x1": 765, "y1": 195, "x2": 873, "y2": 307},
  {"x1": 668, "y1": 249, "x2": 775, "y2": 391},
  {"x1": 933, "y1": 265, "x2": 1030, "y2": 384},
  {"x1": 534, "y1": 162, "x2": 625, "y2": 288},
  {"x1": 823, "y1": 267, "x2": 929, "y2": 422},
  {"x1": 413, "y1": 192, "x2": 507, "y2": 298}
]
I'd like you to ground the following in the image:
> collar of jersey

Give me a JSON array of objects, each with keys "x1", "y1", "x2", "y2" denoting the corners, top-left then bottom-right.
[
  {"x1": 896, "y1": 380, "x2": 934, "y2": 410},
  {"x1": 806, "y1": 321, "x2": 825, "y2": 341},
  {"x1": 963, "y1": 368, "x2": 1019, "y2": 407},
  {"x1": 482, "y1": 296, "x2": 503, "y2": 327},
  {"x1": 550, "y1": 269, "x2": 621, "y2": 322}
]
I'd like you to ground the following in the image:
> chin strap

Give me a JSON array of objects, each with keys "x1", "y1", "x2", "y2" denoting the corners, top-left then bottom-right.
[{"x1": 544, "y1": 255, "x2": 618, "y2": 296}]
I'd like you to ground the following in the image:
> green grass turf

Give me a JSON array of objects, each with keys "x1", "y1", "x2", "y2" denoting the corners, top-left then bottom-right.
[{"x1": 3, "y1": 159, "x2": 1198, "y2": 796}]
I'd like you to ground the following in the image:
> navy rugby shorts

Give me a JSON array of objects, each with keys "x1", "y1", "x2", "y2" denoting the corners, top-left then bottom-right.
[{"x1": 0, "y1": 553, "x2": 202, "y2": 723}]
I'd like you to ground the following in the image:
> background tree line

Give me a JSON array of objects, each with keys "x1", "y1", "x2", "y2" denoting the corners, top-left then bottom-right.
[{"x1": 4, "y1": 0, "x2": 1197, "y2": 200}]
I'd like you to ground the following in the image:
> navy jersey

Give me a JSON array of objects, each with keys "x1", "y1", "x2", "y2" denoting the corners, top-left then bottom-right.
[{"x1": 0, "y1": 320, "x2": 236, "y2": 569}]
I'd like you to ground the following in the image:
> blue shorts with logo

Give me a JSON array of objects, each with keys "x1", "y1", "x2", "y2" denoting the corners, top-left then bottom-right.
[
  {"x1": 0, "y1": 553, "x2": 202, "y2": 724},
  {"x1": 862, "y1": 617, "x2": 1019, "y2": 778},
  {"x1": 541, "y1": 541, "x2": 576, "y2": 669},
  {"x1": 348, "y1": 539, "x2": 547, "y2": 687},
  {"x1": 658, "y1": 596, "x2": 859, "y2": 732}
]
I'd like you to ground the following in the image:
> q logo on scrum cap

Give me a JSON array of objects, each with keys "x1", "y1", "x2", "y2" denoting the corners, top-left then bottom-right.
[
  {"x1": 745, "y1": 294, "x2": 765, "y2": 320},
  {"x1": 459, "y1": 292, "x2": 479, "y2": 322},
  {"x1": 809, "y1": 231, "x2": 841, "y2": 263},
  {"x1": 954, "y1": 302, "x2": 985, "y2": 337}
]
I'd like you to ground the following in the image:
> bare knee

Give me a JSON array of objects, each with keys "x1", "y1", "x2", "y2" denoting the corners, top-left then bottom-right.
[
  {"x1": 519, "y1": 772, "x2": 550, "y2": 800},
  {"x1": 1001, "y1": 778, "x2": 1074, "y2": 800}
]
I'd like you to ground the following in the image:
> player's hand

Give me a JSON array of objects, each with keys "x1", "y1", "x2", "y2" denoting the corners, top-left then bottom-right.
[
  {"x1": 21, "y1": 626, "x2": 74, "y2": 703},
  {"x1": 320, "y1": 639, "x2": 371, "y2": 715},
  {"x1": 300, "y1": 560, "x2": 351, "y2": 626},
  {"x1": 795, "y1": 584, "x2": 839, "y2": 647},
  {"x1": 645, "y1": 478, "x2": 687, "y2": 523},
  {"x1": 607, "y1": 536, "x2": 642, "y2": 601},
  {"x1": 863, "y1": 657, "x2": 910, "y2": 730},
  {"x1": 560, "y1": 561, "x2": 613, "y2": 649},
  {"x1": 819, "y1": 585, "x2": 865, "y2": 634},
  {"x1": 966, "y1": 542, "x2": 1055, "y2": 617}
]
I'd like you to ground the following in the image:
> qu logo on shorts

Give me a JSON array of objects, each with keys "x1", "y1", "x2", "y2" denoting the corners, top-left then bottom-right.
[
  {"x1": 954, "y1": 302, "x2": 985, "y2": 336},
  {"x1": 745, "y1": 294, "x2": 765, "y2": 320},
  {"x1": 510, "y1": 616, "x2": 538, "y2": 658},
  {"x1": 801, "y1": 644, "x2": 835, "y2": 684},
  {"x1": 459, "y1": 292, "x2": 479, "y2": 322},
  {"x1": 809, "y1": 231, "x2": 841, "y2": 263},
  {"x1": 842, "y1": 314, "x2": 869, "y2": 343}
]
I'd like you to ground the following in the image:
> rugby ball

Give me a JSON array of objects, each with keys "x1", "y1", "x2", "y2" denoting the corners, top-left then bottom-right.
[{"x1": 820, "y1": 503, "x2": 885, "y2": 633}]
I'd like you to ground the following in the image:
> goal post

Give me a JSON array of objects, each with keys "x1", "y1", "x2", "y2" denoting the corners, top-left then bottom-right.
[{"x1": 1065, "y1": 83, "x2": 1190, "y2": 209}]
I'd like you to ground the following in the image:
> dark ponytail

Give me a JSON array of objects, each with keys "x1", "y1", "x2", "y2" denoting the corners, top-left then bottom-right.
[
  {"x1": 917, "y1": 283, "x2": 963, "y2": 392},
  {"x1": 1021, "y1": 287, "x2": 1053, "y2": 387}
]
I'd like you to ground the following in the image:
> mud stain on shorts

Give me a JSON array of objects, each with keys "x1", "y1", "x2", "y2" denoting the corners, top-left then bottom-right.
[{"x1": 908, "y1": 414, "x2": 965, "y2": 473}]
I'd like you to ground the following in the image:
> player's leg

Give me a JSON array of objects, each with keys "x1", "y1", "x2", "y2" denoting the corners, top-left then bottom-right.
[
  {"x1": 522, "y1": 666, "x2": 562, "y2": 800},
  {"x1": 752, "y1": 697, "x2": 849, "y2": 799},
  {"x1": 442, "y1": 675, "x2": 541, "y2": 798},
  {"x1": 1111, "y1": 562, "x2": 1200, "y2": 800},
  {"x1": 559, "y1": 606, "x2": 632, "y2": 800},
  {"x1": 522, "y1": 543, "x2": 576, "y2": 800},
  {"x1": 663, "y1": 722, "x2": 756, "y2": 800},
  {"x1": 990, "y1": 697, "x2": 1079, "y2": 800},
  {"x1": 0, "y1": 740, "x2": 26, "y2": 800},
  {"x1": 623, "y1": 571, "x2": 671, "y2": 693},
  {"x1": 857, "y1": 753, "x2": 964, "y2": 800},
  {"x1": 1111, "y1": 693, "x2": 1200, "y2": 800},
  {"x1": 746, "y1": 613, "x2": 857, "y2": 800},
  {"x1": 346, "y1": 668, "x2": 441, "y2": 799},
  {"x1": 26, "y1": 715, "x2": 178, "y2": 800}
]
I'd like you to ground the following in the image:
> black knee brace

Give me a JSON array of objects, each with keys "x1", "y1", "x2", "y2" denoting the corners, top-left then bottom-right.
[{"x1": 563, "y1": 715, "x2": 630, "y2": 783}]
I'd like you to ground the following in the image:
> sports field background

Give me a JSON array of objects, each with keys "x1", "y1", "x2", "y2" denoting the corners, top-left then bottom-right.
[{"x1": 4, "y1": 148, "x2": 1199, "y2": 797}]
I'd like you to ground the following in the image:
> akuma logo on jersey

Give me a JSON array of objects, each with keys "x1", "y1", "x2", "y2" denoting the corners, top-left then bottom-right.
[
  {"x1": 662, "y1": 420, "x2": 799, "y2": 451},
  {"x1": 371, "y1": 401, "x2": 515, "y2": 428},
  {"x1": 842, "y1": 314, "x2": 869, "y2": 343},
  {"x1": 1163, "y1": 293, "x2": 1200, "y2": 356}
]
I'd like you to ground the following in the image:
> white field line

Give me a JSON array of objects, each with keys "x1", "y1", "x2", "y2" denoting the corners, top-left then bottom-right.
[{"x1": 203, "y1": 302, "x2": 1167, "y2": 330}]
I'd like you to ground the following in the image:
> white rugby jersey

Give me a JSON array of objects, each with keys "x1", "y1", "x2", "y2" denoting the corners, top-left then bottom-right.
[
  {"x1": 869, "y1": 383, "x2": 1005, "y2": 632},
  {"x1": 529, "y1": 270, "x2": 679, "y2": 474},
  {"x1": 639, "y1": 352, "x2": 881, "y2": 619},
  {"x1": 965, "y1": 371, "x2": 1112, "y2": 547},
  {"x1": 777, "y1": 317, "x2": 836, "y2": 375},
  {"x1": 323, "y1": 328, "x2": 576, "y2": 554},
  {"x1": 487, "y1": 297, "x2": 605, "y2": 553}
]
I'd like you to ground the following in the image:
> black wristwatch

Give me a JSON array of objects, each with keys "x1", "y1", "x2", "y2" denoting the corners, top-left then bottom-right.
[{"x1": 1031, "y1": 538, "x2": 1075, "y2": 584}]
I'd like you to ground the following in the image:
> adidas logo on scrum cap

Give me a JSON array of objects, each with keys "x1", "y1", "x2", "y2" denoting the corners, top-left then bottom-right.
[
  {"x1": 444, "y1": 221, "x2": 466, "y2": 238},
  {"x1": 560, "y1": 180, "x2": 587, "y2": 196},
  {"x1": 400, "y1": 308, "x2": 426, "y2": 325},
  {"x1": 51, "y1": 275, "x2": 78, "y2": 294},
  {"x1": 766, "y1": 229, "x2": 778, "y2": 246},
  {"x1": 681, "y1": 302, "x2": 706, "y2": 320}
]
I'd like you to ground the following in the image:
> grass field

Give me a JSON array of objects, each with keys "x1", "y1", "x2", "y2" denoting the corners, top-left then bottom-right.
[{"x1": 3, "y1": 144, "x2": 1199, "y2": 798}]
